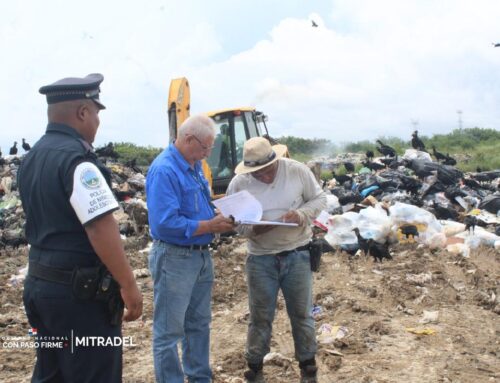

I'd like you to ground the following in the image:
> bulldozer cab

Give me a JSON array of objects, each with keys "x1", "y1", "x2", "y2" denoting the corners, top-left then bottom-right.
[
  {"x1": 167, "y1": 77, "x2": 276, "y2": 198},
  {"x1": 206, "y1": 108, "x2": 268, "y2": 196}
]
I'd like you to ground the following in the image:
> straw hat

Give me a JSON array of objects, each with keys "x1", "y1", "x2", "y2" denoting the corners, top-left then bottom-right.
[{"x1": 235, "y1": 137, "x2": 288, "y2": 175}]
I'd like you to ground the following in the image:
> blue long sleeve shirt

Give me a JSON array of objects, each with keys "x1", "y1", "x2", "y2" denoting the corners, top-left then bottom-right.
[{"x1": 146, "y1": 144, "x2": 215, "y2": 245}]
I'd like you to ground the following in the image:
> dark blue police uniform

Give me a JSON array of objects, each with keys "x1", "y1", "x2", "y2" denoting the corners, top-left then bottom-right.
[{"x1": 18, "y1": 74, "x2": 123, "y2": 383}]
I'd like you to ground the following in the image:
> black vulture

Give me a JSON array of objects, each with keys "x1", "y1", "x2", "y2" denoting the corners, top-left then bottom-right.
[
  {"x1": 461, "y1": 177, "x2": 482, "y2": 190},
  {"x1": 432, "y1": 145, "x2": 447, "y2": 162},
  {"x1": 311, "y1": 20, "x2": 318, "y2": 27},
  {"x1": 367, "y1": 239, "x2": 392, "y2": 262},
  {"x1": 464, "y1": 215, "x2": 477, "y2": 234},
  {"x1": 431, "y1": 201, "x2": 458, "y2": 221},
  {"x1": 365, "y1": 150, "x2": 374, "y2": 160},
  {"x1": 95, "y1": 142, "x2": 119, "y2": 159},
  {"x1": 388, "y1": 156, "x2": 405, "y2": 169},
  {"x1": 344, "y1": 162, "x2": 355, "y2": 173},
  {"x1": 471, "y1": 172, "x2": 491, "y2": 184},
  {"x1": 9, "y1": 141, "x2": 17, "y2": 155},
  {"x1": 400, "y1": 225, "x2": 419, "y2": 239},
  {"x1": 331, "y1": 170, "x2": 351, "y2": 185},
  {"x1": 352, "y1": 228, "x2": 369, "y2": 256},
  {"x1": 376, "y1": 140, "x2": 396, "y2": 157},
  {"x1": 22, "y1": 138, "x2": 31, "y2": 152},
  {"x1": 442, "y1": 154, "x2": 456, "y2": 166},
  {"x1": 362, "y1": 160, "x2": 385, "y2": 171},
  {"x1": 125, "y1": 158, "x2": 142, "y2": 174},
  {"x1": 411, "y1": 130, "x2": 426, "y2": 151},
  {"x1": 493, "y1": 43, "x2": 500, "y2": 47}
]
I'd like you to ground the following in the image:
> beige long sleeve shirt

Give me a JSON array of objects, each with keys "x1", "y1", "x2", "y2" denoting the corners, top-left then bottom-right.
[{"x1": 226, "y1": 158, "x2": 327, "y2": 255}]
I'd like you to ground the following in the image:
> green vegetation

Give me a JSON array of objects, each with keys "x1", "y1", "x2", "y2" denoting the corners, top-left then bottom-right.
[
  {"x1": 108, "y1": 128, "x2": 499, "y2": 172},
  {"x1": 283, "y1": 128, "x2": 500, "y2": 172},
  {"x1": 113, "y1": 143, "x2": 162, "y2": 166}
]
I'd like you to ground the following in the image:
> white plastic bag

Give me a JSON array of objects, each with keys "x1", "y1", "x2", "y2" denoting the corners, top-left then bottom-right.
[
  {"x1": 325, "y1": 212, "x2": 359, "y2": 246},
  {"x1": 356, "y1": 204, "x2": 392, "y2": 243}
]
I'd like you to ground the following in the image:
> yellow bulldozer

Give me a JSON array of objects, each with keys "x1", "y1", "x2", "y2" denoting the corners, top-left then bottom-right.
[{"x1": 168, "y1": 77, "x2": 284, "y2": 197}]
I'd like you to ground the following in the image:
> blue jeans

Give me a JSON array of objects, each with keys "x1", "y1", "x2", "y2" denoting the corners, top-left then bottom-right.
[
  {"x1": 149, "y1": 240, "x2": 213, "y2": 383},
  {"x1": 245, "y1": 249, "x2": 317, "y2": 364}
]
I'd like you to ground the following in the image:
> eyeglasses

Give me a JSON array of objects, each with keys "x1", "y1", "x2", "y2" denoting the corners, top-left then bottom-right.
[{"x1": 191, "y1": 135, "x2": 215, "y2": 151}]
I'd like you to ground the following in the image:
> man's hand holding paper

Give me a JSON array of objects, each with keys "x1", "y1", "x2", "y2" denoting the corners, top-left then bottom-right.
[{"x1": 212, "y1": 190, "x2": 298, "y2": 227}]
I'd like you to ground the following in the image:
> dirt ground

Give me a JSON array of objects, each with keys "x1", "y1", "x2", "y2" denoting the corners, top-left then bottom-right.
[{"x1": 0, "y1": 236, "x2": 498, "y2": 383}]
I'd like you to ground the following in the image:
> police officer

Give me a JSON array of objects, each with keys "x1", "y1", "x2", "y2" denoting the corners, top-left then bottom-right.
[{"x1": 18, "y1": 73, "x2": 143, "y2": 382}]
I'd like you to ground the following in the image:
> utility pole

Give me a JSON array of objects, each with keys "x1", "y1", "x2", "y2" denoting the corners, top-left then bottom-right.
[{"x1": 457, "y1": 110, "x2": 463, "y2": 130}]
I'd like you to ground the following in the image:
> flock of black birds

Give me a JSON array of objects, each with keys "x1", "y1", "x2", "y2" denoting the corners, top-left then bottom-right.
[
  {"x1": 0, "y1": 139, "x2": 31, "y2": 158},
  {"x1": 325, "y1": 130, "x2": 500, "y2": 263}
]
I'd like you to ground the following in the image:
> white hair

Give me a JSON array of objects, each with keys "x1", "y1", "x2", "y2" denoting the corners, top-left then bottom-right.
[{"x1": 178, "y1": 114, "x2": 216, "y2": 140}]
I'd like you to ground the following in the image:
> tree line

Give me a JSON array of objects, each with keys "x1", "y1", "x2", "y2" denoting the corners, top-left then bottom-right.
[{"x1": 110, "y1": 127, "x2": 499, "y2": 172}]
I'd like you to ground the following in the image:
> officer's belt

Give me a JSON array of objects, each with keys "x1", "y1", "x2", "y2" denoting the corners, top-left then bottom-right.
[
  {"x1": 275, "y1": 244, "x2": 310, "y2": 257},
  {"x1": 28, "y1": 262, "x2": 73, "y2": 285}
]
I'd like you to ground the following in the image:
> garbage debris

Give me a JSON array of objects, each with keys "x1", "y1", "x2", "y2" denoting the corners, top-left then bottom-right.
[
  {"x1": 316, "y1": 149, "x2": 499, "y2": 257},
  {"x1": 317, "y1": 324, "x2": 349, "y2": 344},
  {"x1": 419, "y1": 310, "x2": 439, "y2": 324},
  {"x1": 0, "y1": 154, "x2": 150, "y2": 253},
  {"x1": 405, "y1": 327, "x2": 437, "y2": 336},
  {"x1": 7, "y1": 264, "x2": 28, "y2": 288}
]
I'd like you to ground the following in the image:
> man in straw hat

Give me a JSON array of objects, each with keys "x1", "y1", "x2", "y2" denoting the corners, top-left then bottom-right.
[{"x1": 227, "y1": 137, "x2": 327, "y2": 383}]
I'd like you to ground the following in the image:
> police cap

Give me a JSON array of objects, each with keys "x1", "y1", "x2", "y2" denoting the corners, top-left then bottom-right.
[{"x1": 39, "y1": 73, "x2": 106, "y2": 109}]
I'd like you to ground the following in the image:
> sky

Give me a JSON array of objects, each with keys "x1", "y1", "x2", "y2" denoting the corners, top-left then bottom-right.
[{"x1": 1, "y1": 0, "x2": 500, "y2": 153}]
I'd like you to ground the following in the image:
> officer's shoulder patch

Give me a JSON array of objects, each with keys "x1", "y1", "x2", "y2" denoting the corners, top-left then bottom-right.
[
  {"x1": 80, "y1": 166, "x2": 102, "y2": 189},
  {"x1": 70, "y1": 162, "x2": 119, "y2": 225}
]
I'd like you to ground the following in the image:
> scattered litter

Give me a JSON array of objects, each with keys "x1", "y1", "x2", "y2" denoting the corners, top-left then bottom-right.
[
  {"x1": 7, "y1": 264, "x2": 28, "y2": 288},
  {"x1": 317, "y1": 324, "x2": 349, "y2": 344},
  {"x1": 263, "y1": 352, "x2": 293, "y2": 365},
  {"x1": 311, "y1": 304, "x2": 323, "y2": 319},
  {"x1": 324, "y1": 348, "x2": 344, "y2": 356},
  {"x1": 446, "y1": 243, "x2": 470, "y2": 258},
  {"x1": 405, "y1": 328, "x2": 437, "y2": 336},
  {"x1": 406, "y1": 272, "x2": 432, "y2": 285},
  {"x1": 133, "y1": 268, "x2": 150, "y2": 278},
  {"x1": 419, "y1": 310, "x2": 439, "y2": 324}
]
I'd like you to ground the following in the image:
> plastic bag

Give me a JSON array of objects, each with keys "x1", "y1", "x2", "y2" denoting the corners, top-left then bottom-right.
[
  {"x1": 446, "y1": 243, "x2": 470, "y2": 257},
  {"x1": 325, "y1": 212, "x2": 359, "y2": 246},
  {"x1": 402, "y1": 149, "x2": 433, "y2": 162},
  {"x1": 325, "y1": 194, "x2": 340, "y2": 214},
  {"x1": 479, "y1": 195, "x2": 500, "y2": 215},
  {"x1": 356, "y1": 205, "x2": 392, "y2": 243},
  {"x1": 440, "y1": 220, "x2": 466, "y2": 237}
]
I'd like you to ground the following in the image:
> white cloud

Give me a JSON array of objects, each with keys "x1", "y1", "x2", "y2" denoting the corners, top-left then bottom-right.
[{"x1": 1, "y1": 0, "x2": 499, "y2": 154}]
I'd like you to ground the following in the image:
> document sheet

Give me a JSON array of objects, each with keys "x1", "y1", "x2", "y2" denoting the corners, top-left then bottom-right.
[{"x1": 213, "y1": 190, "x2": 298, "y2": 226}]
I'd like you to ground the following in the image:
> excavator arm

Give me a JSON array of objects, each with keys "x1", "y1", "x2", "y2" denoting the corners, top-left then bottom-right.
[{"x1": 167, "y1": 77, "x2": 213, "y2": 188}]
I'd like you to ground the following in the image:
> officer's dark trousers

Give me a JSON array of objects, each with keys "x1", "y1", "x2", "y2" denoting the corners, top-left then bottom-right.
[{"x1": 23, "y1": 276, "x2": 122, "y2": 383}]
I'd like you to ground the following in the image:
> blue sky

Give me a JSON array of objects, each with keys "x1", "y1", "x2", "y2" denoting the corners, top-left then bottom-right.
[{"x1": 1, "y1": 0, "x2": 500, "y2": 153}]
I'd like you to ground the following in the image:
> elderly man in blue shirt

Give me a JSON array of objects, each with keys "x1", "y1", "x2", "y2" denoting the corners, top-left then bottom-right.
[{"x1": 146, "y1": 114, "x2": 235, "y2": 383}]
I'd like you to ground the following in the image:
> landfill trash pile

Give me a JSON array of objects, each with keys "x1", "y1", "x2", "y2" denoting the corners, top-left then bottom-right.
[
  {"x1": 0, "y1": 151, "x2": 499, "y2": 383},
  {"x1": 314, "y1": 149, "x2": 500, "y2": 259},
  {"x1": 0, "y1": 154, "x2": 150, "y2": 254}
]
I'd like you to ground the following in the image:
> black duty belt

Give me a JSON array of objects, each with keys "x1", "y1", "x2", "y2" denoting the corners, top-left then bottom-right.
[
  {"x1": 275, "y1": 244, "x2": 310, "y2": 257},
  {"x1": 28, "y1": 262, "x2": 73, "y2": 285}
]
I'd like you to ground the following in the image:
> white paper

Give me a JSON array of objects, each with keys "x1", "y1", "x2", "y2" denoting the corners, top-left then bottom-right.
[{"x1": 213, "y1": 190, "x2": 298, "y2": 227}]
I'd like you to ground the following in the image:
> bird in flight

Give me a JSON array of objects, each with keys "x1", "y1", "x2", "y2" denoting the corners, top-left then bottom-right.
[
  {"x1": 311, "y1": 20, "x2": 318, "y2": 27},
  {"x1": 493, "y1": 43, "x2": 500, "y2": 47}
]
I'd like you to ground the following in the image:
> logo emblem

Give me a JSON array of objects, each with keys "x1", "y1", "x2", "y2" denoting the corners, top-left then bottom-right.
[{"x1": 80, "y1": 168, "x2": 101, "y2": 189}]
